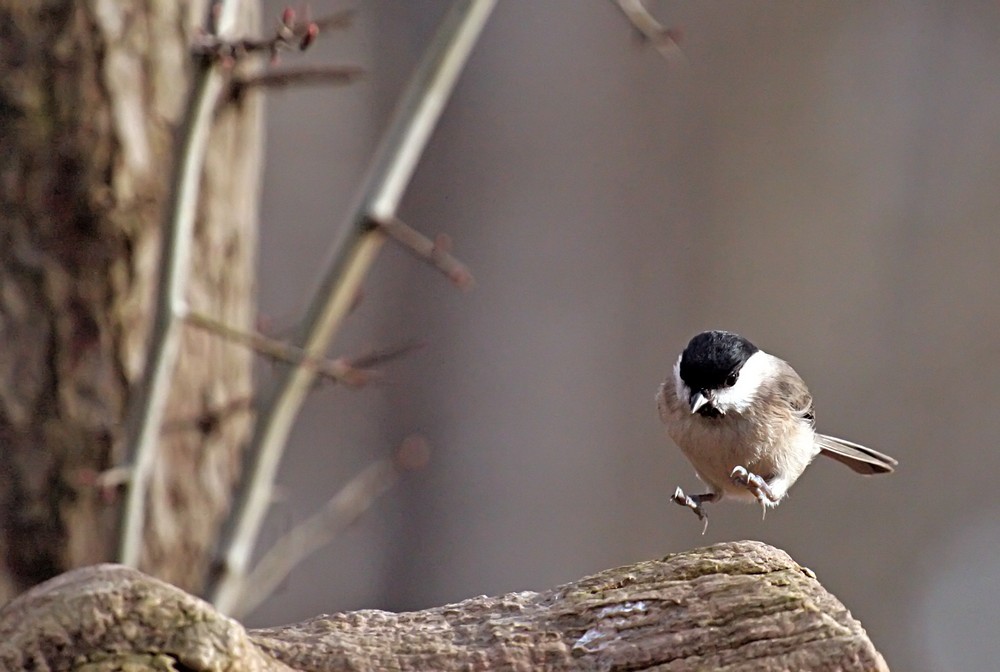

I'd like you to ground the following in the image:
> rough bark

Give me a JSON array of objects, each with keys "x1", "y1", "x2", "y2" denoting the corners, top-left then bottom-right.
[
  {"x1": 0, "y1": 541, "x2": 889, "y2": 671},
  {"x1": 0, "y1": 1, "x2": 260, "y2": 597}
]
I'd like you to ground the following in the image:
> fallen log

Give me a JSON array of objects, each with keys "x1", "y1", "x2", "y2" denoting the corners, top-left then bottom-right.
[{"x1": 0, "y1": 540, "x2": 888, "y2": 671}]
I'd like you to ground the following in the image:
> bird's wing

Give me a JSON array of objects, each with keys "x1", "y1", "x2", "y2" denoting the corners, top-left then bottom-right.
[
  {"x1": 770, "y1": 358, "x2": 816, "y2": 422},
  {"x1": 816, "y1": 434, "x2": 898, "y2": 475},
  {"x1": 768, "y1": 357, "x2": 898, "y2": 475}
]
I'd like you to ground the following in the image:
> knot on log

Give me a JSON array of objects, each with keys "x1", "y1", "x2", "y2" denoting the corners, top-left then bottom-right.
[{"x1": 0, "y1": 541, "x2": 888, "y2": 671}]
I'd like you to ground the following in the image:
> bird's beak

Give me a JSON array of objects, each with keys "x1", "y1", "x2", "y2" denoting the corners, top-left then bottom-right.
[{"x1": 689, "y1": 391, "x2": 711, "y2": 415}]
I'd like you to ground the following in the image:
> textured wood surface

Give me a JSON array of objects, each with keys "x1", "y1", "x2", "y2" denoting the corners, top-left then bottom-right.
[{"x1": 0, "y1": 541, "x2": 888, "y2": 671}]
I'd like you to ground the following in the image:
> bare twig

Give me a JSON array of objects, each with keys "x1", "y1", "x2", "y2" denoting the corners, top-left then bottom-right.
[
  {"x1": 71, "y1": 465, "x2": 132, "y2": 507},
  {"x1": 183, "y1": 310, "x2": 370, "y2": 387},
  {"x1": 234, "y1": 65, "x2": 365, "y2": 93},
  {"x1": 232, "y1": 436, "x2": 429, "y2": 618},
  {"x1": 99, "y1": 466, "x2": 132, "y2": 489},
  {"x1": 373, "y1": 215, "x2": 475, "y2": 290},
  {"x1": 116, "y1": 0, "x2": 243, "y2": 568},
  {"x1": 612, "y1": 0, "x2": 685, "y2": 64},
  {"x1": 193, "y1": 9, "x2": 354, "y2": 62},
  {"x1": 182, "y1": 311, "x2": 418, "y2": 390},
  {"x1": 204, "y1": 0, "x2": 497, "y2": 613},
  {"x1": 347, "y1": 341, "x2": 425, "y2": 370}
]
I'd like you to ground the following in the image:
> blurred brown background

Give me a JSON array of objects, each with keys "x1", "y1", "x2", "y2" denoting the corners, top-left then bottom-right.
[{"x1": 251, "y1": 2, "x2": 1000, "y2": 670}]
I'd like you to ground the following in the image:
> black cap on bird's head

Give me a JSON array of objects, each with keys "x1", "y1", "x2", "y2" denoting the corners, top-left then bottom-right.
[{"x1": 678, "y1": 331, "x2": 759, "y2": 415}]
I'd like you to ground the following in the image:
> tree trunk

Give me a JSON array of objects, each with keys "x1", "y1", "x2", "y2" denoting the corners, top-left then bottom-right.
[
  {"x1": 0, "y1": 0, "x2": 260, "y2": 597},
  {"x1": 0, "y1": 541, "x2": 889, "y2": 671}
]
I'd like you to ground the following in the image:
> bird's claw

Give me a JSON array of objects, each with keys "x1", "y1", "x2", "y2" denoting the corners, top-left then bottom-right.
[
  {"x1": 730, "y1": 466, "x2": 777, "y2": 519},
  {"x1": 672, "y1": 486, "x2": 710, "y2": 534}
]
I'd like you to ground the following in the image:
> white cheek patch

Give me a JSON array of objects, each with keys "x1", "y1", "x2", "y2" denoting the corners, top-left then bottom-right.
[
  {"x1": 712, "y1": 351, "x2": 775, "y2": 413},
  {"x1": 672, "y1": 355, "x2": 689, "y2": 401}
]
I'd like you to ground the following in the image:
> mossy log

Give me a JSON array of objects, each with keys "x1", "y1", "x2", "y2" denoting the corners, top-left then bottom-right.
[{"x1": 0, "y1": 541, "x2": 888, "y2": 671}]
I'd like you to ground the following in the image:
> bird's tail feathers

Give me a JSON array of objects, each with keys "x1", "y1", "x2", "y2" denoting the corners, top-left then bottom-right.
[{"x1": 816, "y1": 435, "x2": 897, "y2": 475}]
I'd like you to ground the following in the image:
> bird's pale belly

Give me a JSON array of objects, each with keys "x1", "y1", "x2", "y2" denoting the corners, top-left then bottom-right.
[{"x1": 668, "y1": 413, "x2": 813, "y2": 500}]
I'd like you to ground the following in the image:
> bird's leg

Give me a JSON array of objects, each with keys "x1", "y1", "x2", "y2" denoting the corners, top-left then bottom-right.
[
  {"x1": 671, "y1": 487, "x2": 718, "y2": 534},
  {"x1": 730, "y1": 466, "x2": 778, "y2": 519}
]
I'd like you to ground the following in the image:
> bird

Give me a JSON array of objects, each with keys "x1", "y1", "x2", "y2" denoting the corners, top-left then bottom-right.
[{"x1": 656, "y1": 330, "x2": 897, "y2": 531}]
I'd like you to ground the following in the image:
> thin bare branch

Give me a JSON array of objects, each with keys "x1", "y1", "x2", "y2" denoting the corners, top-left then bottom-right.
[
  {"x1": 95, "y1": 466, "x2": 133, "y2": 489},
  {"x1": 613, "y1": 0, "x2": 685, "y2": 64},
  {"x1": 373, "y1": 214, "x2": 475, "y2": 290},
  {"x1": 193, "y1": 9, "x2": 354, "y2": 61},
  {"x1": 347, "y1": 341, "x2": 425, "y2": 371},
  {"x1": 204, "y1": 0, "x2": 497, "y2": 614},
  {"x1": 183, "y1": 310, "x2": 370, "y2": 387},
  {"x1": 182, "y1": 311, "x2": 418, "y2": 392},
  {"x1": 232, "y1": 436, "x2": 429, "y2": 618},
  {"x1": 116, "y1": 0, "x2": 244, "y2": 568},
  {"x1": 234, "y1": 65, "x2": 365, "y2": 93}
]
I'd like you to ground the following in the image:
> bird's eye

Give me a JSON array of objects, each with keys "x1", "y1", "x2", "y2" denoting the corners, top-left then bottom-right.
[{"x1": 725, "y1": 371, "x2": 739, "y2": 387}]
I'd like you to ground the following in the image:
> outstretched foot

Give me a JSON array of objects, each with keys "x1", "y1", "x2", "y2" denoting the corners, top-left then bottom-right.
[
  {"x1": 671, "y1": 486, "x2": 718, "y2": 534},
  {"x1": 730, "y1": 466, "x2": 778, "y2": 518}
]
